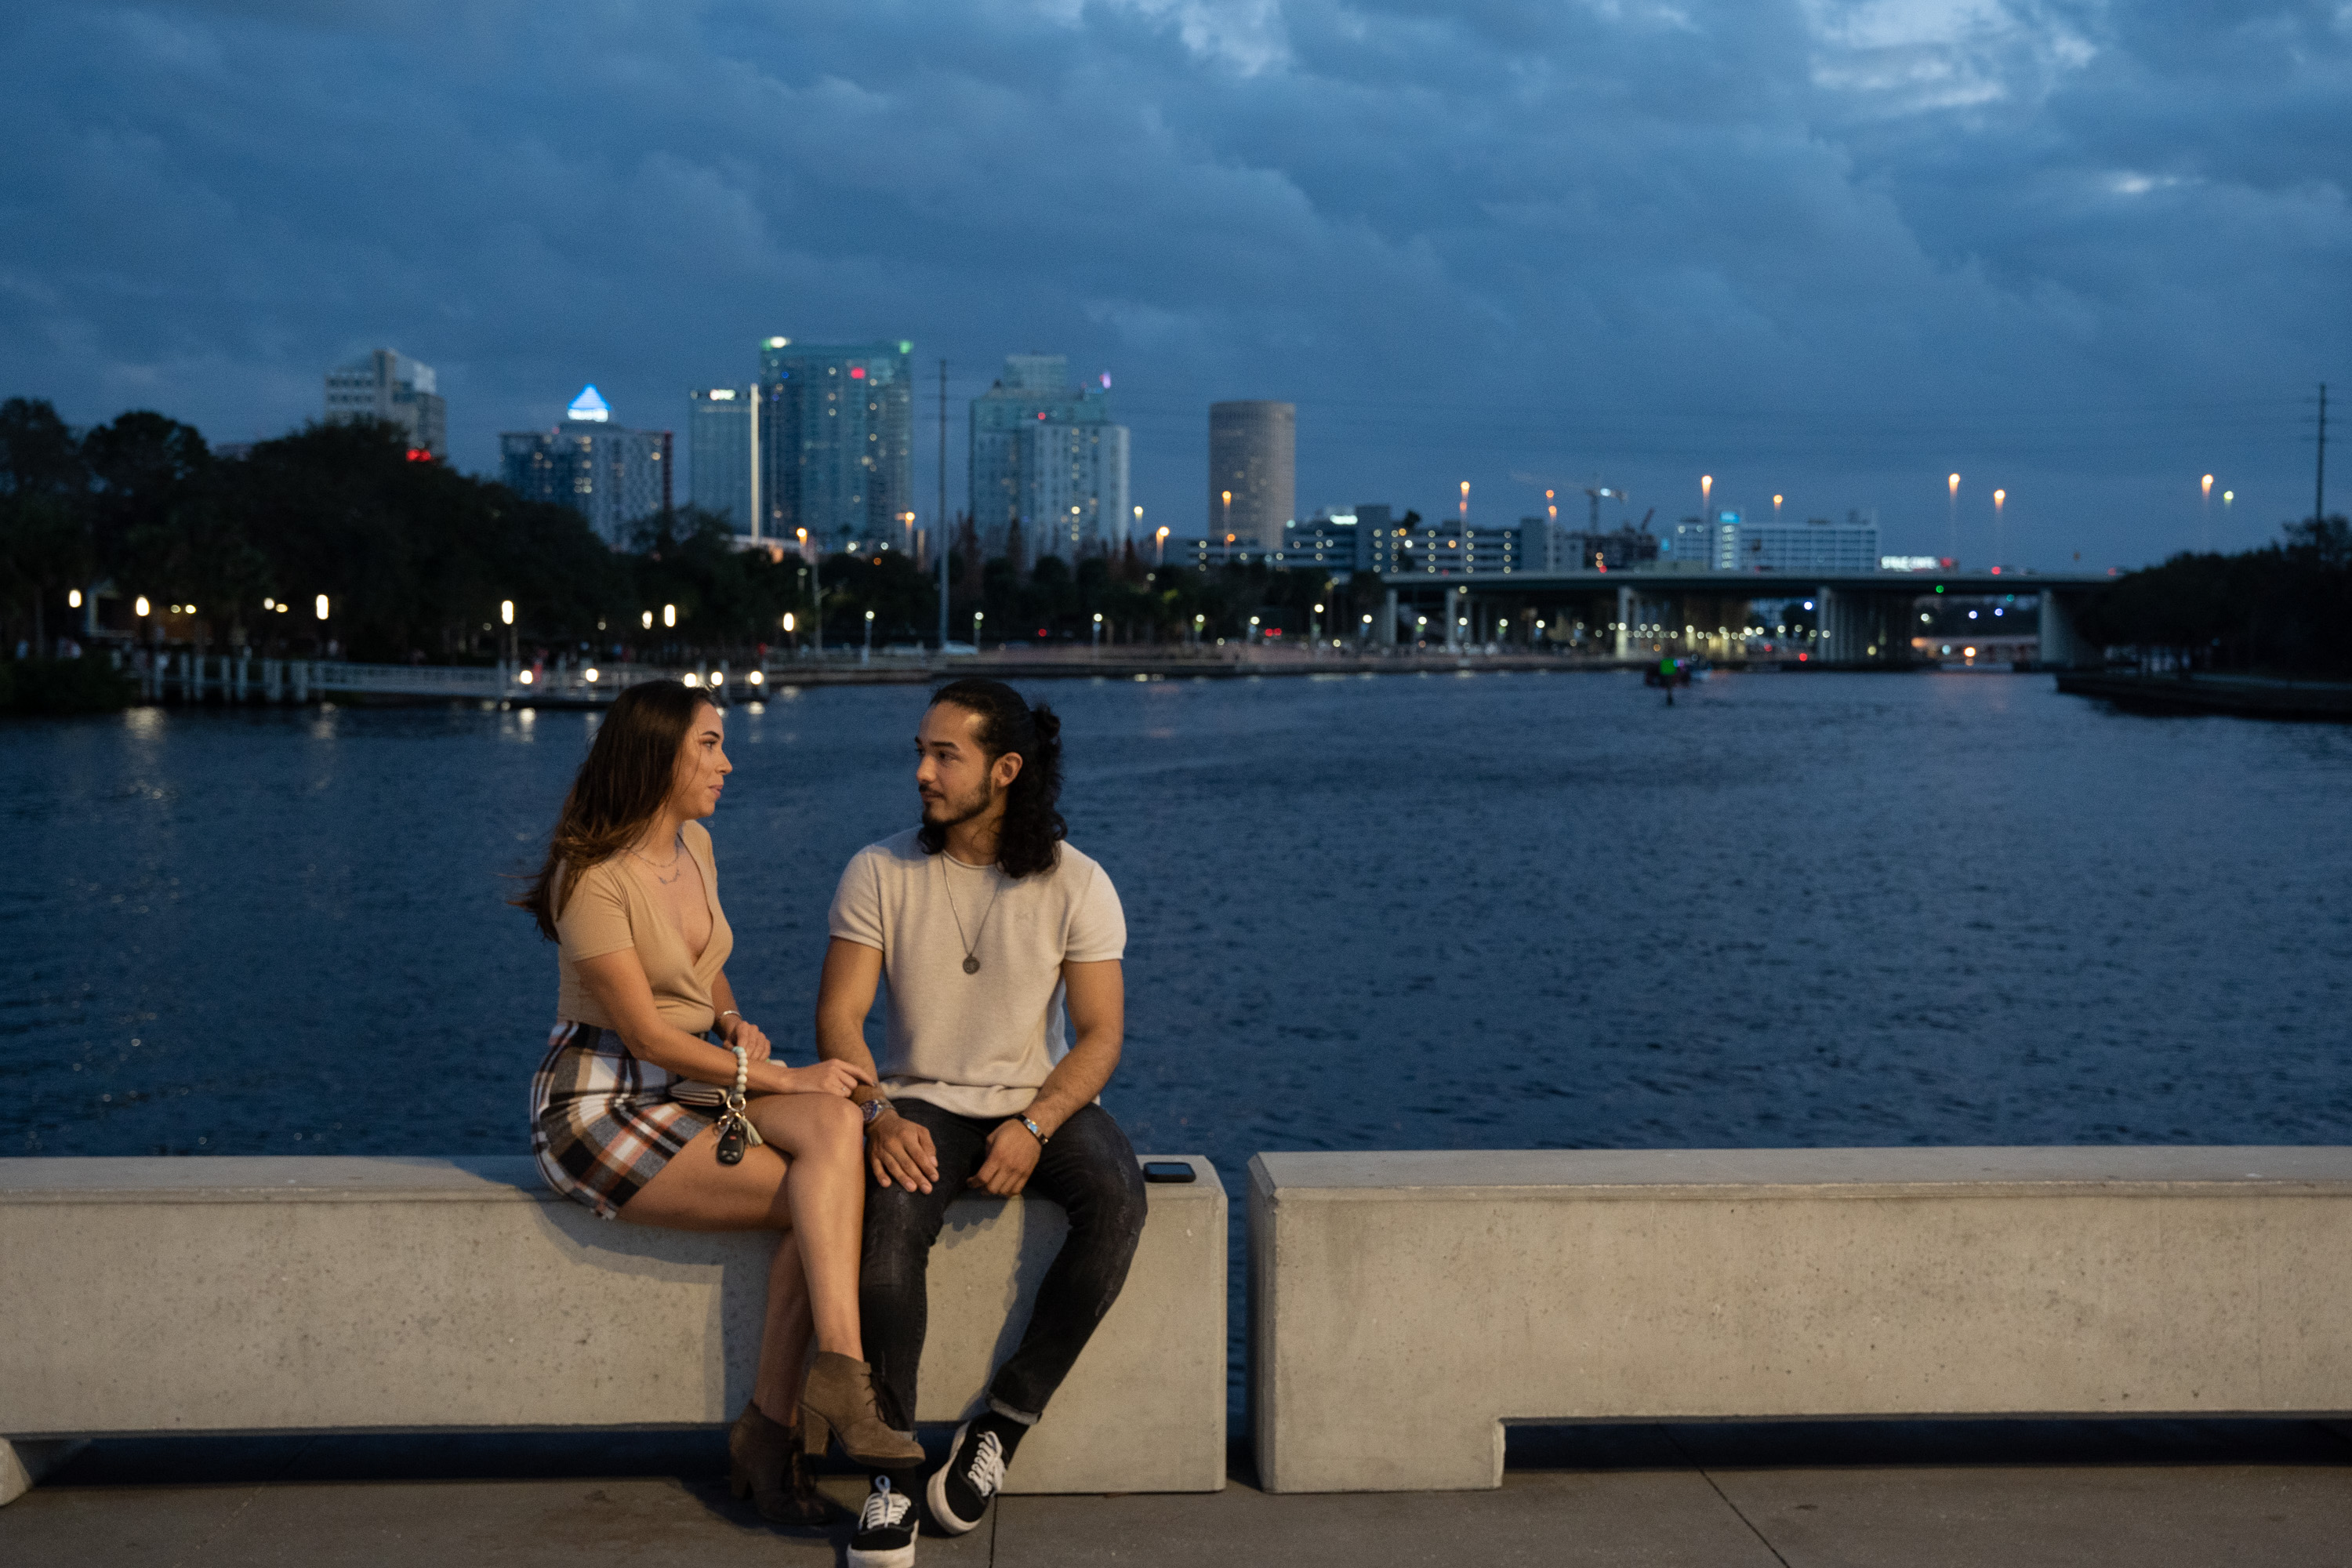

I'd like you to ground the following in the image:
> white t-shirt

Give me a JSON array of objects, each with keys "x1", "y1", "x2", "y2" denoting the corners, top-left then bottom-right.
[{"x1": 827, "y1": 828, "x2": 1127, "y2": 1119}]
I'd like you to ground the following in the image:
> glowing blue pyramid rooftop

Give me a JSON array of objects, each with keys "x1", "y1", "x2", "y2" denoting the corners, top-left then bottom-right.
[{"x1": 566, "y1": 385, "x2": 611, "y2": 423}]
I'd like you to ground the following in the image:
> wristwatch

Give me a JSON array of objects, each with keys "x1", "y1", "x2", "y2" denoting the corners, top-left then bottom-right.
[{"x1": 861, "y1": 1095, "x2": 890, "y2": 1126}]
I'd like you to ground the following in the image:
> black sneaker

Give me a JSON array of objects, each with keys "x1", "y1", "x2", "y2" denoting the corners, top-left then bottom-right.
[
  {"x1": 848, "y1": 1475, "x2": 918, "y2": 1568},
  {"x1": 927, "y1": 1421, "x2": 1011, "y2": 1536}
]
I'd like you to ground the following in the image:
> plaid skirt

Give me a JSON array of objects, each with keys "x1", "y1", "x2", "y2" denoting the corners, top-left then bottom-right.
[{"x1": 530, "y1": 1020, "x2": 713, "y2": 1220}]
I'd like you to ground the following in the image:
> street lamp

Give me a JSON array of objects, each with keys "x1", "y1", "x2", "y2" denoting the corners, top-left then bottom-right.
[
  {"x1": 1700, "y1": 474, "x2": 1713, "y2": 517},
  {"x1": 863, "y1": 608, "x2": 875, "y2": 664},
  {"x1": 971, "y1": 610, "x2": 984, "y2": 649},
  {"x1": 314, "y1": 594, "x2": 329, "y2": 620},
  {"x1": 641, "y1": 611, "x2": 653, "y2": 630},
  {"x1": 1091, "y1": 611, "x2": 1103, "y2": 649},
  {"x1": 663, "y1": 604, "x2": 676, "y2": 629},
  {"x1": 500, "y1": 600, "x2": 514, "y2": 626},
  {"x1": 135, "y1": 596, "x2": 151, "y2": 618}
]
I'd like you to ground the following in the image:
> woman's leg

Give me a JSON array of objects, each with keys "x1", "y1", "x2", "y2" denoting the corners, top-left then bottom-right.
[
  {"x1": 619, "y1": 1098, "x2": 866, "y2": 1370},
  {"x1": 754, "y1": 1232, "x2": 816, "y2": 1427},
  {"x1": 745, "y1": 1093, "x2": 867, "y2": 1362}
]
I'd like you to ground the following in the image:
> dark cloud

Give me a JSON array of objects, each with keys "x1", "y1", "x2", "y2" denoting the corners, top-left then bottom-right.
[{"x1": 2, "y1": 0, "x2": 2346, "y2": 566}]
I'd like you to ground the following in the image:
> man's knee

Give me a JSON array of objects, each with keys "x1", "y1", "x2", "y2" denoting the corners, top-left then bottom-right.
[{"x1": 1065, "y1": 1156, "x2": 1148, "y2": 1256}]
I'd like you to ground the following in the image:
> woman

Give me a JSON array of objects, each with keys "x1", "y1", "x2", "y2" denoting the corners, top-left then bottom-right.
[{"x1": 518, "y1": 680, "x2": 922, "y2": 1523}]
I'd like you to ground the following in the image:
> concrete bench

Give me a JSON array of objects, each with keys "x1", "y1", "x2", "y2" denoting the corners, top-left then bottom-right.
[
  {"x1": 0, "y1": 1154, "x2": 1225, "y2": 1504},
  {"x1": 1249, "y1": 1147, "x2": 2352, "y2": 1493}
]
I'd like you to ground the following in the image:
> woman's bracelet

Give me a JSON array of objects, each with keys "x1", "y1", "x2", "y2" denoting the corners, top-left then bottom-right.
[{"x1": 718, "y1": 1009, "x2": 742, "y2": 1024}]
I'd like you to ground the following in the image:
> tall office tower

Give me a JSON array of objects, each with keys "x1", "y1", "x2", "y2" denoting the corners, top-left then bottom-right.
[
  {"x1": 324, "y1": 349, "x2": 447, "y2": 459},
  {"x1": 969, "y1": 355, "x2": 1131, "y2": 559},
  {"x1": 500, "y1": 386, "x2": 673, "y2": 550},
  {"x1": 1207, "y1": 401, "x2": 1294, "y2": 547},
  {"x1": 688, "y1": 387, "x2": 755, "y2": 535},
  {"x1": 757, "y1": 337, "x2": 913, "y2": 554}
]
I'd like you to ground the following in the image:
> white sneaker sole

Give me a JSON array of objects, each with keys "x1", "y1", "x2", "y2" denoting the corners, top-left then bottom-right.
[
  {"x1": 925, "y1": 1422, "x2": 987, "y2": 1537},
  {"x1": 847, "y1": 1525, "x2": 918, "y2": 1568}
]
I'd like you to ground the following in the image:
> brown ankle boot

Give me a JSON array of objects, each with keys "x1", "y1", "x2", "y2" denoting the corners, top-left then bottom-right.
[
  {"x1": 728, "y1": 1399, "x2": 833, "y2": 1524},
  {"x1": 800, "y1": 1352, "x2": 925, "y2": 1468}
]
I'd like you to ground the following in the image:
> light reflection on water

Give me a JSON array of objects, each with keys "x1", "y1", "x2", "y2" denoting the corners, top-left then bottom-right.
[{"x1": 5, "y1": 673, "x2": 2349, "y2": 1393}]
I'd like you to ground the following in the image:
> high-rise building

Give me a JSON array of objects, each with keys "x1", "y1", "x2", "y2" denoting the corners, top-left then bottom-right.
[
  {"x1": 1715, "y1": 514, "x2": 1879, "y2": 572},
  {"x1": 757, "y1": 337, "x2": 913, "y2": 554},
  {"x1": 688, "y1": 387, "x2": 756, "y2": 535},
  {"x1": 501, "y1": 386, "x2": 672, "y2": 550},
  {"x1": 325, "y1": 349, "x2": 446, "y2": 459},
  {"x1": 969, "y1": 355, "x2": 1131, "y2": 559},
  {"x1": 1207, "y1": 401, "x2": 1294, "y2": 548}
]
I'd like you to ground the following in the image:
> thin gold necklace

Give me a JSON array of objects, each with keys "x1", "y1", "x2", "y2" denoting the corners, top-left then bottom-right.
[{"x1": 626, "y1": 829, "x2": 687, "y2": 881}]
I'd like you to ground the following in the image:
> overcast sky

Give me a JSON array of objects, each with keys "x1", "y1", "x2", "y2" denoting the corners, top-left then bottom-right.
[{"x1": 4, "y1": 0, "x2": 2347, "y2": 568}]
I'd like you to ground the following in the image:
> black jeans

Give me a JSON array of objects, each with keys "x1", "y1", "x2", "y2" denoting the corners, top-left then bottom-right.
[{"x1": 859, "y1": 1098, "x2": 1148, "y2": 1432}]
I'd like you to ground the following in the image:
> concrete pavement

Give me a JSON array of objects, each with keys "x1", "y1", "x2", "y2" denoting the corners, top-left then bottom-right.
[{"x1": 5, "y1": 1420, "x2": 2349, "y2": 1566}]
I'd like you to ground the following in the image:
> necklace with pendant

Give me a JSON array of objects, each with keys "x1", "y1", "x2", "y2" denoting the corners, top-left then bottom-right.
[{"x1": 938, "y1": 853, "x2": 1004, "y2": 975}]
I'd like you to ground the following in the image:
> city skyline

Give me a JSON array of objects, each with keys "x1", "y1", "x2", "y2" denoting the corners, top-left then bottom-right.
[{"x1": 4, "y1": 2, "x2": 2345, "y2": 571}]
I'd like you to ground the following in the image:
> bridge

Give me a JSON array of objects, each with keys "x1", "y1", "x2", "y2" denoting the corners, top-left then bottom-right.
[{"x1": 1370, "y1": 568, "x2": 2118, "y2": 666}]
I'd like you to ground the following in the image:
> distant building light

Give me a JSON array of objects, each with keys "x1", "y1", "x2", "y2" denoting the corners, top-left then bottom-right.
[
  {"x1": 850, "y1": 366, "x2": 866, "y2": 379},
  {"x1": 765, "y1": 336, "x2": 789, "y2": 348},
  {"x1": 706, "y1": 388, "x2": 735, "y2": 401}
]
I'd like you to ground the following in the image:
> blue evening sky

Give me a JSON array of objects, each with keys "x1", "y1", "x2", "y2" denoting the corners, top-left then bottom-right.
[{"x1": 2, "y1": 0, "x2": 2347, "y2": 567}]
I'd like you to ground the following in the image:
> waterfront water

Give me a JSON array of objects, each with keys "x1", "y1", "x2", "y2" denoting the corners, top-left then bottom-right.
[{"x1": 6, "y1": 670, "x2": 2351, "y2": 1171}]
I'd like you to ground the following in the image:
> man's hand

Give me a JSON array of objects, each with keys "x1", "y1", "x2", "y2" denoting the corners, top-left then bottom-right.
[
  {"x1": 969, "y1": 1119, "x2": 1042, "y2": 1196},
  {"x1": 868, "y1": 1112, "x2": 939, "y2": 1194}
]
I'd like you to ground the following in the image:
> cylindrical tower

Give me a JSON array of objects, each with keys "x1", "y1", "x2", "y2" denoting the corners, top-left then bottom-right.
[{"x1": 1207, "y1": 401, "x2": 1295, "y2": 548}]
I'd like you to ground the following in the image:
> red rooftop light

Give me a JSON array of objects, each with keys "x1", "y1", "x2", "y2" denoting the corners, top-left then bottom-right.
[{"x1": 850, "y1": 366, "x2": 866, "y2": 379}]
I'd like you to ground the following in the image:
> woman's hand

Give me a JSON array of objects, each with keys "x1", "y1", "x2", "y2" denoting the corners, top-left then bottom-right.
[
  {"x1": 719, "y1": 1014, "x2": 772, "y2": 1063},
  {"x1": 780, "y1": 1058, "x2": 873, "y2": 1098}
]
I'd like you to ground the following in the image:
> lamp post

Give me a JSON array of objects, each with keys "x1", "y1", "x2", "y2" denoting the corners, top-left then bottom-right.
[
  {"x1": 2200, "y1": 474, "x2": 2213, "y2": 551},
  {"x1": 863, "y1": 608, "x2": 874, "y2": 666},
  {"x1": 1091, "y1": 612, "x2": 1103, "y2": 651},
  {"x1": 1993, "y1": 488, "x2": 2007, "y2": 569},
  {"x1": 799, "y1": 528, "x2": 822, "y2": 653},
  {"x1": 1700, "y1": 474, "x2": 1712, "y2": 521},
  {"x1": 1947, "y1": 473, "x2": 1961, "y2": 565},
  {"x1": 971, "y1": 609, "x2": 984, "y2": 649}
]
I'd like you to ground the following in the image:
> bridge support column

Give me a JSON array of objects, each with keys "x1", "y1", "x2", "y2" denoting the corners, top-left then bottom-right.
[
  {"x1": 2039, "y1": 591, "x2": 2094, "y2": 669},
  {"x1": 1614, "y1": 586, "x2": 1632, "y2": 659},
  {"x1": 1444, "y1": 586, "x2": 1461, "y2": 651},
  {"x1": 1382, "y1": 588, "x2": 1398, "y2": 648}
]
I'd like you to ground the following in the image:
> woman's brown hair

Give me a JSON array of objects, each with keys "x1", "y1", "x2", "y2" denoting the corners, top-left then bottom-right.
[{"x1": 515, "y1": 680, "x2": 713, "y2": 940}]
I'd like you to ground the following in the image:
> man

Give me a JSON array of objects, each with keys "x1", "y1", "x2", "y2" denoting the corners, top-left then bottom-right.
[{"x1": 817, "y1": 677, "x2": 1147, "y2": 1568}]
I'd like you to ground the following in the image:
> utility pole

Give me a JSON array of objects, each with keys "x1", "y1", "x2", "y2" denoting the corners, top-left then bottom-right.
[
  {"x1": 938, "y1": 358, "x2": 950, "y2": 649},
  {"x1": 2318, "y1": 382, "x2": 2329, "y2": 526},
  {"x1": 747, "y1": 382, "x2": 760, "y2": 544}
]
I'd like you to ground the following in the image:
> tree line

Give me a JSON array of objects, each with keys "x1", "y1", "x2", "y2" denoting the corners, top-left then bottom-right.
[
  {"x1": 0, "y1": 397, "x2": 1356, "y2": 665},
  {"x1": 2079, "y1": 516, "x2": 2352, "y2": 677}
]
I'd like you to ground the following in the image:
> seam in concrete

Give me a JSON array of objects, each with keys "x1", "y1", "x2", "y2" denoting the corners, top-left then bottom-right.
[
  {"x1": 1661, "y1": 1427, "x2": 1791, "y2": 1568},
  {"x1": 165, "y1": 1434, "x2": 315, "y2": 1568}
]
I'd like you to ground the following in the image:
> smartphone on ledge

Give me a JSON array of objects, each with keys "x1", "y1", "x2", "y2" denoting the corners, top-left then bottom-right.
[{"x1": 1142, "y1": 1161, "x2": 1196, "y2": 1183}]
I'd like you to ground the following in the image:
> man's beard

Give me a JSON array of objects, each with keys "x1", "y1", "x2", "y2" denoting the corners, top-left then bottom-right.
[{"x1": 923, "y1": 777, "x2": 996, "y2": 830}]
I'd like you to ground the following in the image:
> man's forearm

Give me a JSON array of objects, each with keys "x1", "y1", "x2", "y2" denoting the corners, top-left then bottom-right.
[{"x1": 1022, "y1": 1034, "x2": 1120, "y2": 1135}]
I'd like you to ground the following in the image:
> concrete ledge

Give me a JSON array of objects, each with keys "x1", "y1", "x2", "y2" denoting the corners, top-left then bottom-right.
[
  {"x1": 0, "y1": 1154, "x2": 1225, "y2": 1497},
  {"x1": 1249, "y1": 1147, "x2": 2352, "y2": 1493}
]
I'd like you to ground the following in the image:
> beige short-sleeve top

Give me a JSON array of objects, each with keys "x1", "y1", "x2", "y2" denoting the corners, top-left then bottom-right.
[{"x1": 554, "y1": 820, "x2": 734, "y2": 1032}]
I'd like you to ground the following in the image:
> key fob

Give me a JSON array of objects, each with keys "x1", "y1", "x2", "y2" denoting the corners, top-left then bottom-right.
[{"x1": 716, "y1": 1122, "x2": 746, "y2": 1166}]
